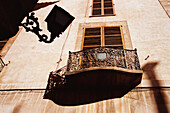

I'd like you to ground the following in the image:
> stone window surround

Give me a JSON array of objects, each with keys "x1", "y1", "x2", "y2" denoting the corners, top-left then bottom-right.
[{"x1": 75, "y1": 21, "x2": 133, "y2": 51}]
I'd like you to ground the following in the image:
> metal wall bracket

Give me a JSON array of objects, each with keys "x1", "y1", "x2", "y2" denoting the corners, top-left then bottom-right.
[
  {"x1": 20, "y1": 12, "x2": 54, "y2": 43},
  {"x1": 0, "y1": 55, "x2": 10, "y2": 72}
]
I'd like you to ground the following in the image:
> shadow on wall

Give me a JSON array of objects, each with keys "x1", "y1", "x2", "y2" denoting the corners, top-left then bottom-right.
[
  {"x1": 12, "y1": 101, "x2": 23, "y2": 113},
  {"x1": 142, "y1": 62, "x2": 169, "y2": 113},
  {"x1": 44, "y1": 68, "x2": 142, "y2": 106}
]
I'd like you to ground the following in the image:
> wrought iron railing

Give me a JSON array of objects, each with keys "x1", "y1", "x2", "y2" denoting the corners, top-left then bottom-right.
[
  {"x1": 0, "y1": 55, "x2": 5, "y2": 72},
  {"x1": 67, "y1": 47, "x2": 141, "y2": 72},
  {"x1": 45, "y1": 47, "x2": 141, "y2": 91},
  {"x1": 44, "y1": 66, "x2": 67, "y2": 94}
]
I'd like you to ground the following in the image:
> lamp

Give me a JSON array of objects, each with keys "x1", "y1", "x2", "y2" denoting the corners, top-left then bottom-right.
[{"x1": 20, "y1": 5, "x2": 75, "y2": 43}]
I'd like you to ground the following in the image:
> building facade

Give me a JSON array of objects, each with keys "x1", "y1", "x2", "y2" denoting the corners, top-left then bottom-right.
[{"x1": 0, "y1": 0, "x2": 170, "y2": 112}]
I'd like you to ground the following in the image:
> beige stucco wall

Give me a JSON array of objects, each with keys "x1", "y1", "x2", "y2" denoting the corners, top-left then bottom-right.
[
  {"x1": 0, "y1": 0, "x2": 170, "y2": 112},
  {"x1": 0, "y1": 88, "x2": 170, "y2": 113}
]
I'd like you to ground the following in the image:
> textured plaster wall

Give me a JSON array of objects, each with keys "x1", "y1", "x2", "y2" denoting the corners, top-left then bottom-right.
[
  {"x1": 0, "y1": 88, "x2": 170, "y2": 113},
  {"x1": 0, "y1": 0, "x2": 170, "y2": 112}
]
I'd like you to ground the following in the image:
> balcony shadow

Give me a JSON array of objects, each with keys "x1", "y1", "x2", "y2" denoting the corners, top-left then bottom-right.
[
  {"x1": 142, "y1": 62, "x2": 168, "y2": 113},
  {"x1": 44, "y1": 68, "x2": 142, "y2": 106}
]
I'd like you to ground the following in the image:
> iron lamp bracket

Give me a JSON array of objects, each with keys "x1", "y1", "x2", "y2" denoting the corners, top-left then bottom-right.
[{"x1": 20, "y1": 12, "x2": 54, "y2": 43}]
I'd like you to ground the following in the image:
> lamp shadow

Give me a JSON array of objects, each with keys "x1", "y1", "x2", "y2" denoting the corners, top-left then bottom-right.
[
  {"x1": 12, "y1": 101, "x2": 24, "y2": 113},
  {"x1": 142, "y1": 62, "x2": 169, "y2": 113}
]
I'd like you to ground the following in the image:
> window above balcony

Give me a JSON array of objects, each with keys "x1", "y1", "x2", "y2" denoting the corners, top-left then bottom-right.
[
  {"x1": 83, "y1": 26, "x2": 124, "y2": 50},
  {"x1": 75, "y1": 21, "x2": 133, "y2": 51}
]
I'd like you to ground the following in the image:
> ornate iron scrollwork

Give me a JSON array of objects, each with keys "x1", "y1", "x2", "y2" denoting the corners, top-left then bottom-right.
[
  {"x1": 67, "y1": 47, "x2": 141, "y2": 72},
  {"x1": 125, "y1": 48, "x2": 141, "y2": 70},
  {"x1": 20, "y1": 12, "x2": 54, "y2": 43},
  {"x1": 44, "y1": 66, "x2": 67, "y2": 95}
]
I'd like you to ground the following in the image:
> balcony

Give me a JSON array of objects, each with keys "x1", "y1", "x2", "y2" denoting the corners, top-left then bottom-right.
[{"x1": 44, "y1": 47, "x2": 143, "y2": 106}]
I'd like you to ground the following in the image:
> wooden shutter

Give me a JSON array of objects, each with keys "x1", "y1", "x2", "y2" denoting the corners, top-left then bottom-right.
[
  {"x1": 103, "y1": 0, "x2": 114, "y2": 15},
  {"x1": 82, "y1": 26, "x2": 124, "y2": 50},
  {"x1": 104, "y1": 27, "x2": 123, "y2": 49},
  {"x1": 83, "y1": 27, "x2": 101, "y2": 50},
  {"x1": 92, "y1": 0, "x2": 102, "y2": 16},
  {"x1": 92, "y1": 0, "x2": 115, "y2": 16}
]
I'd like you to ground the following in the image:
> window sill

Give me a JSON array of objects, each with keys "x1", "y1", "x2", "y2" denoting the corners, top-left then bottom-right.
[{"x1": 89, "y1": 14, "x2": 116, "y2": 18}]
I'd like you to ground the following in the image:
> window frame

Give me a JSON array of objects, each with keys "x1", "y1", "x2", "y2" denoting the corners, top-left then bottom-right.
[
  {"x1": 81, "y1": 26, "x2": 125, "y2": 50},
  {"x1": 90, "y1": 0, "x2": 116, "y2": 17}
]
